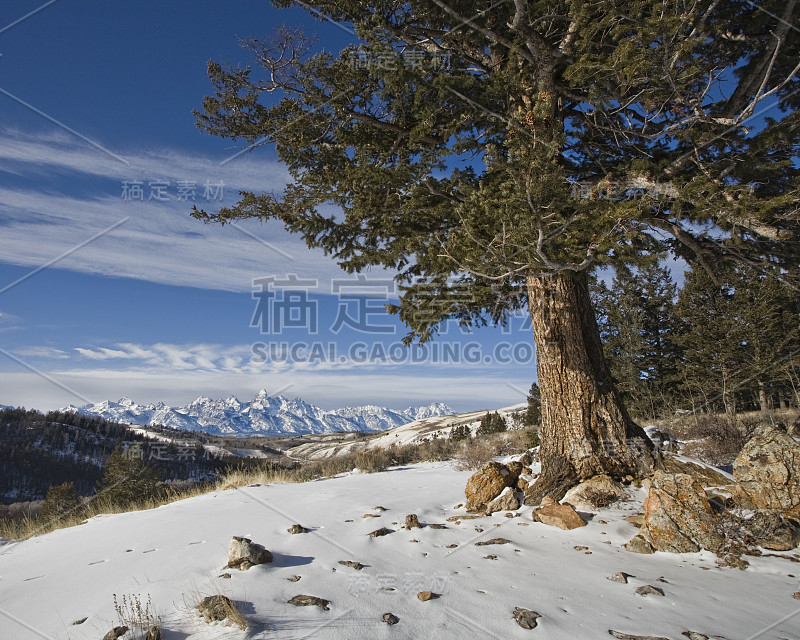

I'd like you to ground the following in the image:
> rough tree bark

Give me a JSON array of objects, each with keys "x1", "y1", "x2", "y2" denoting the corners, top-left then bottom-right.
[{"x1": 525, "y1": 271, "x2": 657, "y2": 504}]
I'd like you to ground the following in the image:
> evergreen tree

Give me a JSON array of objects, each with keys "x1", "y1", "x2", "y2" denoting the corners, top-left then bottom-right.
[
  {"x1": 38, "y1": 481, "x2": 83, "y2": 526},
  {"x1": 193, "y1": 1, "x2": 800, "y2": 499},
  {"x1": 95, "y1": 447, "x2": 160, "y2": 509},
  {"x1": 477, "y1": 412, "x2": 507, "y2": 436},
  {"x1": 449, "y1": 424, "x2": 471, "y2": 442},
  {"x1": 523, "y1": 382, "x2": 541, "y2": 427},
  {"x1": 593, "y1": 262, "x2": 679, "y2": 418}
]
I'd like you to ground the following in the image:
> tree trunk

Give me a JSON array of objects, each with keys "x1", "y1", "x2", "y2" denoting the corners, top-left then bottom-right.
[
  {"x1": 758, "y1": 380, "x2": 769, "y2": 413},
  {"x1": 525, "y1": 272, "x2": 657, "y2": 504}
]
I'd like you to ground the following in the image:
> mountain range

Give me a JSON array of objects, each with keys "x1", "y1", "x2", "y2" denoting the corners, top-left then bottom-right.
[{"x1": 60, "y1": 390, "x2": 454, "y2": 437}]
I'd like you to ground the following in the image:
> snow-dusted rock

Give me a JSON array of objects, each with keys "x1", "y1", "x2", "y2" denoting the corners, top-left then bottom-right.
[
  {"x1": 227, "y1": 536, "x2": 272, "y2": 570},
  {"x1": 532, "y1": 501, "x2": 587, "y2": 530},
  {"x1": 562, "y1": 475, "x2": 628, "y2": 510},
  {"x1": 486, "y1": 487, "x2": 521, "y2": 514},
  {"x1": 732, "y1": 427, "x2": 800, "y2": 517},
  {"x1": 638, "y1": 472, "x2": 723, "y2": 554},
  {"x1": 465, "y1": 462, "x2": 514, "y2": 512}
]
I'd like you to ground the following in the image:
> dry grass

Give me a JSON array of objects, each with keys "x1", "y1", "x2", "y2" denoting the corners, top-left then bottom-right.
[{"x1": 0, "y1": 426, "x2": 541, "y2": 542}]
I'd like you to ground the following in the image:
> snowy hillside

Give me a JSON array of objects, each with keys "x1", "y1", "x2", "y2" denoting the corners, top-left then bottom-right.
[
  {"x1": 61, "y1": 390, "x2": 454, "y2": 437},
  {"x1": 1, "y1": 459, "x2": 797, "y2": 639}
]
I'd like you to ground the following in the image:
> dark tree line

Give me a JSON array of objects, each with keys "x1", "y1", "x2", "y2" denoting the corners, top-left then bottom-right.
[
  {"x1": 0, "y1": 408, "x2": 281, "y2": 504},
  {"x1": 592, "y1": 264, "x2": 800, "y2": 420}
]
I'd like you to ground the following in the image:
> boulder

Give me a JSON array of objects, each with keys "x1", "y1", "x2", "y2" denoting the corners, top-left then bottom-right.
[
  {"x1": 226, "y1": 536, "x2": 272, "y2": 570},
  {"x1": 288, "y1": 524, "x2": 310, "y2": 534},
  {"x1": 562, "y1": 475, "x2": 628, "y2": 509},
  {"x1": 465, "y1": 462, "x2": 514, "y2": 512},
  {"x1": 532, "y1": 502, "x2": 587, "y2": 530},
  {"x1": 405, "y1": 514, "x2": 422, "y2": 529},
  {"x1": 638, "y1": 472, "x2": 724, "y2": 554},
  {"x1": 740, "y1": 510, "x2": 800, "y2": 551},
  {"x1": 486, "y1": 487, "x2": 520, "y2": 514},
  {"x1": 732, "y1": 427, "x2": 800, "y2": 517},
  {"x1": 103, "y1": 627, "x2": 129, "y2": 640}
]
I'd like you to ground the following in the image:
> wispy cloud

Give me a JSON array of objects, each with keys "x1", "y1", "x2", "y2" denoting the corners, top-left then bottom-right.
[
  {"x1": 0, "y1": 129, "x2": 363, "y2": 292},
  {"x1": 14, "y1": 346, "x2": 69, "y2": 359}
]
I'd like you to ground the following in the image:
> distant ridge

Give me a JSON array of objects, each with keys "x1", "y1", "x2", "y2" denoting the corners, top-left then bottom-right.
[{"x1": 60, "y1": 390, "x2": 454, "y2": 437}]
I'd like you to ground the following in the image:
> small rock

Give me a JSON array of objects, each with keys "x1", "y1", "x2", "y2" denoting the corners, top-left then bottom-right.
[
  {"x1": 288, "y1": 595, "x2": 330, "y2": 610},
  {"x1": 287, "y1": 575, "x2": 301, "y2": 582},
  {"x1": 484, "y1": 554, "x2": 498, "y2": 560},
  {"x1": 226, "y1": 536, "x2": 272, "y2": 570},
  {"x1": 417, "y1": 591, "x2": 438, "y2": 601},
  {"x1": 368, "y1": 527, "x2": 393, "y2": 537},
  {"x1": 373, "y1": 506, "x2": 388, "y2": 511},
  {"x1": 475, "y1": 538, "x2": 510, "y2": 546},
  {"x1": 635, "y1": 585, "x2": 665, "y2": 597},
  {"x1": 288, "y1": 524, "x2": 310, "y2": 534},
  {"x1": 103, "y1": 627, "x2": 129, "y2": 640},
  {"x1": 598, "y1": 519, "x2": 608, "y2": 524},
  {"x1": 197, "y1": 595, "x2": 247, "y2": 630},
  {"x1": 446, "y1": 543, "x2": 458, "y2": 548},
  {"x1": 793, "y1": 592, "x2": 800, "y2": 600},
  {"x1": 453, "y1": 503, "x2": 463, "y2": 509},
  {"x1": 338, "y1": 560, "x2": 365, "y2": 570},
  {"x1": 72, "y1": 617, "x2": 87, "y2": 625},
  {"x1": 218, "y1": 573, "x2": 231, "y2": 579},
  {"x1": 362, "y1": 513, "x2": 380, "y2": 518},
  {"x1": 624, "y1": 534, "x2": 655, "y2": 554},
  {"x1": 405, "y1": 514, "x2": 422, "y2": 529},
  {"x1": 681, "y1": 633, "x2": 710, "y2": 640},
  {"x1": 532, "y1": 503, "x2": 587, "y2": 530},
  {"x1": 574, "y1": 545, "x2": 588, "y2": 551},
  {"x1": 513, "y1": 607, "x2": 541, "y2": 629},
  {"x1": 609, "y1": 631, "x2": 670, "y2": 640},
  {"x1": 486, "y1": 486, "x2": 521, "y2": 514},
  {"x1": 607, "y1": 572, "x2": 633, "y2": 584},
  {"x1": 429, "y1": 523, "x2": 448, "y2": 529},
  {"x1": 382, "y1": 612, "x2": 399, "y2": 625}
]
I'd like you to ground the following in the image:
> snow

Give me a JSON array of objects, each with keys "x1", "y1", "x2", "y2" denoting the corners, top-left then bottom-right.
[
  {"x1": 61, "y1": 390, "x2": 455, "y2": 437},
  {"x1": 1, "y1": 461, "x2": 798, "y2": 639}
]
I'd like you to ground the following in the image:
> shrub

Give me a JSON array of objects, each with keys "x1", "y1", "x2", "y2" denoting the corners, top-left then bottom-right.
[{"x1": 38, "y1": 481, "x2": 84, "y2": 527}]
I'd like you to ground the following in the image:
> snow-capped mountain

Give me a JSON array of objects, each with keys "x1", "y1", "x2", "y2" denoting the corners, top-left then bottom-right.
[{"x1": 61, "y1": 390, "x2": 454, "y2": 437}]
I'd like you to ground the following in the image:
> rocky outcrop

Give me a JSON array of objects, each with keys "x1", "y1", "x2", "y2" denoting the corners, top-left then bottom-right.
[
  {"x1": 637, "y1": 472, "x2": 724, "y2": 554},
  {"x1": 661, "y1": 455, "x2": 732, "y2": 488},
  {"x1": 485, "y1": 487, "x2": 520, "y2": 514},
  {"x1": 562, "y1": 475, "x2": 628, "y2": 509},
  {"x1": 465, "y1": 462, "x2": 514, "y2": 512},
  {"x1": 732, "y1": 427, "x2": 800, "y2": 517},
  {"x1": 532, "y1": 498, "x2": 587, "y2": 530},
  {"x1": 739, "y1": 510, "x2": 800, "y2": 551},
  {"x1": 227, "y1": 536, "x2": 273, "y2": 570}
]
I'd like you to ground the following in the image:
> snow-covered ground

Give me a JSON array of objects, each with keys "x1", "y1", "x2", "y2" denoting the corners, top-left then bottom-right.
[{"x1": 1, "y1": 461, "x2": 798, "y2": 639}]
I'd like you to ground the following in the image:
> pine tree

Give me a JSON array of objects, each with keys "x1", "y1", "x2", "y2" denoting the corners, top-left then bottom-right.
[
  {"x1": 95, "y1": 447, "x2": 160, "y2": 509},
  {"x1": 477, "y1": 412, "x2": 507, "y2": 436},
  {"x1": 449, "y1": 424, "x2": 471, "y2": 442},
  {"x1": 38, "y1": 481, "x2": 83, "y2": 526},
  {"x1": 593, "y1": 262, "x2": 679, "y2": 418},
  {"x1": 523, "y1": 383, "x2": 541, "y2": 426},
  {"x1": 193, "y1": 1, "x2": 800, "y2": 500}
]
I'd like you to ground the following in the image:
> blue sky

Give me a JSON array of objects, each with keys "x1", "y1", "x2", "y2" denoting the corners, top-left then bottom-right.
[{"x1": 0, "y1": 0, "x2": 537, "y2": 413}]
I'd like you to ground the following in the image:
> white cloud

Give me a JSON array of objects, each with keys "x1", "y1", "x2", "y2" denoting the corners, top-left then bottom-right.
[
  {"x1": 14, "y1": 346, "x2": 69, "y2": 359},
  {"x1": 0, "y1": 367, "x2": 529, "y2": 414},
  {"x1": 0, "y1": 129, "x2": 382, "y2": 293}
]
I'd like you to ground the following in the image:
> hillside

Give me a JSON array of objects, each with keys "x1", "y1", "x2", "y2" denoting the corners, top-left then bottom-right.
[{"x1": 0, "y1": 458, "x2": 797, "y2": 639}]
